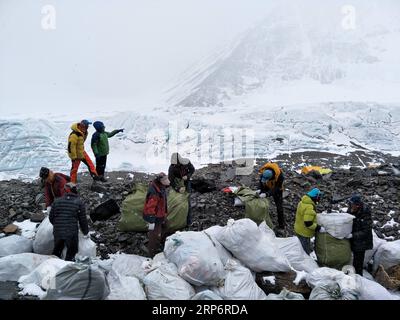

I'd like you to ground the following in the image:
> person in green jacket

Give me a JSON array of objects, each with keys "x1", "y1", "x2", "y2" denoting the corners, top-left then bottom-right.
[
  {"x1": 91, "y1": 121, "x2": 124, "y2": 182},
  {"x1": 294, "y1": 188, "x2": 325, "y2": 255}
]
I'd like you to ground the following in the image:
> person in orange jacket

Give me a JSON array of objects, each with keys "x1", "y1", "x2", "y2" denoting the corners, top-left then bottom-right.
[
  {"x1": 258, "y1": 162, "x2": 285, "y2": 229},
  {"x1": 68, "y1": 120, "x2": 99, "y2": 183}
]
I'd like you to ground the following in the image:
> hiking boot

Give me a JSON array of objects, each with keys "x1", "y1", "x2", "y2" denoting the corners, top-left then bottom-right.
[
  {"x1": 92, "y1": 175, "x2": 101, "y2": 181},
  {"x1": 100, "y1": 176, "x2": 108, "y2": 183}
]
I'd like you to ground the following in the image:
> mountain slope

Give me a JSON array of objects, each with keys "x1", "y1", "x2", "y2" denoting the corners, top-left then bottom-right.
[{"x1": 167, "y1": 4, "x2": 400, "y2": 108}]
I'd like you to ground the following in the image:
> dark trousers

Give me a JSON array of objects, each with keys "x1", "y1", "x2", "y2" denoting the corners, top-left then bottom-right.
[
  {"x1": 272, "y1": 189, "x2": 285, "y2": 228},
  {"x1": 296, "y1": 234, "x2": 312, "y2": 255},
  {"x1": 52, "y1": 236, "x2": 79, "y2": 261},
  {"x1": 353, "y1": 251, "x2": 366, "y2": 276},
  {"x1": 147, "y1": 219, "x2": 167, "y2": 258},
  {"x1": 96, "y1": 155, "x2": 107, "y2": 176},
  {"x1": 187, "y1": 180, "x2": 192, "y2": 225}
]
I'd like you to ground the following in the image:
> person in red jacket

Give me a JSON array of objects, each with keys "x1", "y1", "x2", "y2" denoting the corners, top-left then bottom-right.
[
  {"x1": 39, "y1": 167, "x2": 71, "y2": 210},
  {"x1": 143, "y1": 172, "x2": 170, "y2": 257}
]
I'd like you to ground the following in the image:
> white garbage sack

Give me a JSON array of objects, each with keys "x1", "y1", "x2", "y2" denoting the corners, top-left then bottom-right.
[
  {"x1": 212, "y1": 259, "x2": 267, "y2": 300},
  {"x1": 317, "y1": 213, "x2": 354, "y2": 239},
  {"x1": 258, "y1": 221, "x2": 276, "y2": 241},
  {"x1": 0, "y1": 253, "x2": 52, "y2": 281},
  {"x1": 364, "y1": 231, "x2": 386, "y2": 267},
  {"x1": 62, "y1": 232, "x2": 97, "y2": 259},
  {"x1": 0, "y1": 235, "x2": 33, "y2": 257},
  {"x1": 258, "y1": 222, "x2": 318, "y2": 272},
  {"x1": 355, "y1": 275, "x2": 399, "y2": 300},
  {"x1": 110, "y1": 253, "x2": 152, "y2": 281},
  {"x1": 203, "y1": 226, "x2": 233, "y2": 265},
  {"x1": 234, "y1": 198, "x2": 245, "y2": 207},
  {"x1": 33, "y1": 217, "x2": 54, "y2": 255},
  {"x1": 306, "y1": 267, "x2": 350, "y2": 288},
  {"x1": 13, "y1": 219, "x2": 39, "y2": 239},
  {"x1": 372, "y1": 239, "x2": 400, "y2": 272},
  {"x1": 216, "y1": 219, "x2": 291, "y2": 272},
  {"x1": 18, "y1": 283, "x2": 47, "y2": 299},
  {"x1": 106, "y1": 270, "x2": 146, "y2": 300},
  {"x1": 273, "y1": 237, "x2": 318, "y2": 273},
  {"x1": 191, "y1": 290, "x2": 223, "y2": 300},
  {"x1": 18, "y1": 258, "x2": 72, "y2": 291},
  {"x1": 152, "y1": 252, "x2": 169, "y2": 266},
  {"x1": 44, "y1": 258, "x2": 110, "y2": 300},
  {"x1": 92, "y1": 257, "x2": 115, "y2": 273},
  {"x1": 265, "y1": 288, "x2": 305, "y2": 300},
  {"x1": 164, "y1": 231, "x2": 225, "y2": 286},
  {"x1": 309, "y1": 280, "x2": 359, "y2": 300},
  {"x1": 143, "y1": 263, "x2": 195, "y2": 300}
]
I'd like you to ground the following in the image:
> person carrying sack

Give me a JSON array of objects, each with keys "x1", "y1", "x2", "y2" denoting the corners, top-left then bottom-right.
[
  {"x1": 143, "y1": 173, "x2": 170, "y2": 257},
  {"x1": 294, "y1": 188, "x2": 325, "y2": 255},
  {"x1": 39, "y1": 167, "x2": 71, "y2": 211},
  {"x1": 168, "y1": 152, "x2": 195, "y2": 225},
  {"x1": 347, "y1": 194, "x2": 373, "y2": 276},
  {"x1": 49, "y1": 183, "x2": 89, "y2": 261},
  {"x1": 258, "y1": 162, "x2": 285, "y2": 229}
]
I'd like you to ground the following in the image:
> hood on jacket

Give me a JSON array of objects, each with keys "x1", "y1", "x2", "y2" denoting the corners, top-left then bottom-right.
[
  {"x1": 93, "y1": 121, "x2": 105, "y2": 132},
  {"x1": 171, "y1": 152, "x2": 190, "y2": 165},
  {"x1": 301, "y1": 195, "x2": 316, "y2": 206},
  {"x1": 71, "y1": 123, "x2": 84, "y2": 134}
]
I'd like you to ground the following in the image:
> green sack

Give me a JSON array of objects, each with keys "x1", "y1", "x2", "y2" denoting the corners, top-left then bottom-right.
[
  {"x1": 118, "y1": 183, "x2": 189, "y2": 232},
  {"x1": 235, "y1": 187, "x2": 273, "y2": 229},
  {"x1": 315, "y1": 233, "x2": 351, "y2": 270},
  {"x1": 167, "y1": 188, "x2": 189, "y2": 232},
  {"x1": 118, "y1": 183, "x2": 149, "y2": 232}
]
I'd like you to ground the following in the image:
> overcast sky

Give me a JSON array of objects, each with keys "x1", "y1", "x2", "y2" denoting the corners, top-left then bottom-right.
[
  {"x1": 0, "y1": 0, "x2": 399, "y2": 115},
  {"x1": 0, "y1": 0, "x2": 280, "y2": 115}
]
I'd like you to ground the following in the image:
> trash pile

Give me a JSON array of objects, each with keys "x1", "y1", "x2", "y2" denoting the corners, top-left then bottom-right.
[
  {"x1": 0, "y1": 216, "x2": 399, "y2": 300},
  {"x1": 0, "y1": 150, "x2": 399, "y2": 299}
]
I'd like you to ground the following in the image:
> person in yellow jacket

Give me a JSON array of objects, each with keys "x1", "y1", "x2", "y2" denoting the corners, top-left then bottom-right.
[
  {"x1": 294, "y1": 188, "x2": 325, "y2": 255},
  {"x1": 68, "y1": 120, "x2": 99, "y2": 183},
  {"x1": 258, "y1": 162, "x2": 285, "y2": 229}
]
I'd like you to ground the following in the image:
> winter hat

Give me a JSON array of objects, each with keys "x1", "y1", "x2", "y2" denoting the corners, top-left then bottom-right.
[
  {"x1": 156, "y1": 172, "x2": 170, "y2": 186},
  {"x1": 39, "y1": 167, "x2": 50, "y2": 180},
  {"x1": 93, "y1": 121, "x2": 105, "y2": 131},
  {"x1": 171, "y1": 152, "x2": 190, "y2": 165},
  {"x1": 261, "y1": 169, "x2": 273, "y2": 183},
  {"x1": 80, "y1": 120, "x2": 92, "y2": 128},
  {"x1": 349, "y1": 194, "x2": 362, "y2": 205},
  {"x1": 307, "y1": 188, "x2": 323, "y2": 199}
]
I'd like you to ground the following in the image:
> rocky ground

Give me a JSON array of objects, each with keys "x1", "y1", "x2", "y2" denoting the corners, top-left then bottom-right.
[{"x1": 0, "y1": 150, "x2": 399, "y2": 261}]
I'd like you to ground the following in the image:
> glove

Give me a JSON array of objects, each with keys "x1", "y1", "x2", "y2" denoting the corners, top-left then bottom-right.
[
  {"x1": 259, "y1": 193, "x2": 266, "y2": 198},
  {"x1": 118, "y1": 129, "x2": 124, "y2": 133},
  {"x1": 148, "y1": 223, "x2": 155, "y2": 231},
  {"x1": 179, "y1": 187, "x2": 186, "y2": 194}
]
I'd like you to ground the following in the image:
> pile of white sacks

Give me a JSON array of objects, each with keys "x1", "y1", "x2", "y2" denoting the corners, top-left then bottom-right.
[{"x1": 1, "y1": 217, "x2": 400, "y2": 300}]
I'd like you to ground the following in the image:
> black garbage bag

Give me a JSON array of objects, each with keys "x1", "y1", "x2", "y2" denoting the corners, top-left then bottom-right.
[{"x1": 90, "y1": 199, "x2": 120, "y2": 222}]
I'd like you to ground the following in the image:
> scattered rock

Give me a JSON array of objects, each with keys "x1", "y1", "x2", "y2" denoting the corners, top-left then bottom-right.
[
  {"x1": 30, "y1": 212, "x2": 45, "y2": 223},
  {"x1": 3, "y1": 224, "x2": 18, "y2": 234},
  {"x1": 8, "y1": 209, "x2": 17, "y2": 219}
]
